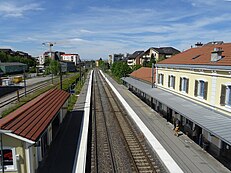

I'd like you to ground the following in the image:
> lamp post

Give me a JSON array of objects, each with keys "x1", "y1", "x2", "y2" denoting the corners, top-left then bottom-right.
[
  {"x1": 0, "y1": 130, "x2": 12, "y2": 173},
  {"x1": 151, "y1": 62, "x2": 156, "y2": 88}
]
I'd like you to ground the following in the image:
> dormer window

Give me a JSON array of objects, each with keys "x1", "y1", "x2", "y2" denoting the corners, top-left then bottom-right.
[{"x1": 211, "y1": 47, "x2": 223, "y2": 62}]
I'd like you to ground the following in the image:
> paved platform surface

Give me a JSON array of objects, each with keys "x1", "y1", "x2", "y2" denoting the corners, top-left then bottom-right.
[
  {"x1": 37, "y1": 73, "x2": 90, "y2": 173},
  {"x1": 106, "y1": 74, "x2": 231, "y2": 173}
]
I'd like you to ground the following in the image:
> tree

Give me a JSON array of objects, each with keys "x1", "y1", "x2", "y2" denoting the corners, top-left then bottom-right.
[
  {"x1": 49, "y1": 59, "x2": 60, "y2": 75},
  {"x1": 146, "y1": 54, "x2": 156, "y2": 67},
  {"x1": 132, "y1": 64, "x2": 142, "y2": 71},
  {"x1": 111, "y1": 61, "x2": 132, "y2": 78},
  {"x1": 157, "y1": 55, "x2": 166, "y2": 63}
]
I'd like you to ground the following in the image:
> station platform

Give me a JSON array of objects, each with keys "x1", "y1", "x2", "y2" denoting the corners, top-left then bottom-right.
[
  {"x1": 104, "y1": 73, "x2": 231, "y2": 173},
  {"x1": 37, "y1": 72, "x2": 91, "y2": 173}
]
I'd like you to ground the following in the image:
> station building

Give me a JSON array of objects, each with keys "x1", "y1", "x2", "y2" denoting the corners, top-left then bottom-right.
[
  {"x1": 0, "y1": 89, "x2": 70, "y2": 173},
  {"x1": 122, "y1": 42, "x2": 231, "y2": 170}
]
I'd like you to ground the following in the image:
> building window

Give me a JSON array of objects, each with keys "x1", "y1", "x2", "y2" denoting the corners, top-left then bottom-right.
[
  {"x1": 220, "y1": 85, "x2": 231, "y2": 106},
  {"x1": 0, "y1": 147, "x2": 17, "y2": 171},
  {"x1": 168, "y1": 75, "x2": 175, "y2": 89},
  {"x1": 158, "y1": 74, "x2": 164, "y2": 85},
  {"x1": 179, "y1": 77, "x2": 189, "y2": 93},
  {"x1": 194, "y1": 80, "x2": 208, "y2": 100}
]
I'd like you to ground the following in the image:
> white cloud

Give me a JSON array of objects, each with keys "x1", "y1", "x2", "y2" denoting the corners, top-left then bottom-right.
[{"x1": 0, "y1": 2, "x2": 43, "y2": 17}]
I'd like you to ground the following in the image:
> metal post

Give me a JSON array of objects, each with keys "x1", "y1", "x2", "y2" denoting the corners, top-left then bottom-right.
[
  {"x1": 152, "y1": 63, "x2": 154, "y2": 88},
  {"x1": 60, "y1": 63, "x2": 62, "y2": 90},
  {"x1": 79, "y1": 64, "x2": 82, "y2": 85},
  {"x1": 17, "y1": 90, "x2": 19, "y2": 101},
  {"x1": 23, "y1": 69, "x2": 27, "y2": 96},
  {"x1": 1, "y1": 133, "x2": 4, "y2": 173}
]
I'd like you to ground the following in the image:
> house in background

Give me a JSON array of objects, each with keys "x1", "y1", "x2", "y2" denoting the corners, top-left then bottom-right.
[
  {"x1": 127, "y1": 51, "x2": 144, "y2": 67},
  {"x1": 61, "y1": 54, "x2": 80, "y2": 66},
  {"x1": 0, "y1": 89, "x2": 70, "y2": 173},
  {"x1": 141, "y1": 47, "x2": 180, "y2": 65}
]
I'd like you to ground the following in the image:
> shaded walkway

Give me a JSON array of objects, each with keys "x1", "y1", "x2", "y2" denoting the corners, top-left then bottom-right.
[{"x1": 37, "y1": 110, "x2": 83, "y2": 173}]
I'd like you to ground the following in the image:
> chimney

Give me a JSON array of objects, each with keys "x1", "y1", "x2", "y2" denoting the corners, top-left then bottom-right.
[
  {"x1": 211, "y1": 47, "x2": 223, "y2": 62},
  {"x1": 195, "y1": 42, "x2": 203, "y2": 47}
]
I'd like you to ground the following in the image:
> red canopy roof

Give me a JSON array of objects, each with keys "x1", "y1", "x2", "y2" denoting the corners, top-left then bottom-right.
[{"x1": 0, "y1": 89, "x2": 70, "y2": 141}]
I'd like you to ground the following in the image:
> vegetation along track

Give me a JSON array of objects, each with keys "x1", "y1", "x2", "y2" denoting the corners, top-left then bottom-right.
[{"x1": 90, "y1": 69, "x2": 165, "y2": 173}]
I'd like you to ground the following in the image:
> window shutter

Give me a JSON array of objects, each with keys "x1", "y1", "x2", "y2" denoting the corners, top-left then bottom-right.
[
  {"x1": 194, "y1": 80, "x2": 198, "y2": 97},
  {"x1": 179, "y1": 77, "x2": 182, "y2": 91},
  {"x1": 173, "y1": 76, "x2": 175, "y2": 89},
  {"x1": 204, "y1": 82, "x2": 208, "y2": 100},
  {"x1": 220, "y1": 85, "x2": 226, "y2": 106},
  {"x1": 162, "y1": 75, "x2": 164, "y2": 85},
  {"x1": 168, "y1": 75, "x2": 170, "y2": 87},
  {"x1": 186, "y1": 78, "x2": 189, "y2": 93},
  {"x1": 158, "y1": 74, "x2": 160, "y2": 84}
]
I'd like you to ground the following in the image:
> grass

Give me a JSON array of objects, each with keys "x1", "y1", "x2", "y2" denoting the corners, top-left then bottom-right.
[
  {"x1": 106, "y1": 70, "x2": 123, "y2": 84},
  {"x1": 67, "y1": 80, "x2": 84, "y2": 112}
]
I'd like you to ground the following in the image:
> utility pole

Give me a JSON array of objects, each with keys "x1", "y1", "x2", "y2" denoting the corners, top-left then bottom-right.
[
  {"x1": 23, "y1": 68, "x2": 27, "y2": 96},
  {"x1": 60, "y1": 63, "x2": 62, "y2": 90},
  {"x1": 152, "y1": 62, "x2": 156, "y2": 88}
]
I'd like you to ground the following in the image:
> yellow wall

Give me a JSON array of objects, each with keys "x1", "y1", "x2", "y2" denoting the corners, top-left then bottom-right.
[
  {"x1": 2, "y1": 134, "x2": 27, "y2": 173},
  {"x1": 157, "y1": 67, "x2": 231, "y2": 116}
]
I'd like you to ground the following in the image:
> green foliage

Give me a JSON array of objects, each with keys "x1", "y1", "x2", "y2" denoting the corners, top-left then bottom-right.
[
  {"x1": 67, "y1": 76, "x2": 85, "y2": 111},
  {"x1": 44, "y1": 57, "x2": 51, "y2": 66},
  {"x1": 0, "y1": 51, "x2": 36, "y2": 68},
  {"x1": 98, "y1": 59, "x2": 109, "y2": 71},
  {"x1": 157, "y1": 55, "x2": 166, "y2": 63},
  {"x1": 132, "y1": 64, "x2": 142, "y2": 71},
  {"x1": 61, "y1": 73, "x2": 80, "y2": 91},
  {"x1": 111, "y1": 61, "x2": 132, "y2": 78},
  {"x1": 49, "y1": 59, "x2": 60, "y2": 75},
  {"x1": 146, "y1": 54, "x2": 156, "y2": 67}
]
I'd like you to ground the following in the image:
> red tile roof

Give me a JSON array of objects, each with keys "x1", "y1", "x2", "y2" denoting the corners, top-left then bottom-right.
[
  {"x1": 0, "y1": 89, "x2": 70, "y2": 141},
  {"x1": 130, "y1": 67, "x2": 155, "y2": 83},
  {"x1": 158, "y1": 43, "x2": 231, "y2": 66}
]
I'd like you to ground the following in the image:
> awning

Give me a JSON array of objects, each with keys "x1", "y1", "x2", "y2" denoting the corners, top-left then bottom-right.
[{"x1": 122, "y1": 77, "x2": 231, "y2": 146}]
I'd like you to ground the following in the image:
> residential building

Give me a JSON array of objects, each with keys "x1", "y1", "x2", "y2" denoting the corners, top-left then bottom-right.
[
  {"x1": 61, "y1": 54, "x2": 80, "y2": 66},
  {"x1": 122, "y1": 42, "x2": 231, "y2": 170},
  {"x1": 0, "y1": 89, "x2": 70, "y2": 173},
  {"x1": 141, "y1": 47, "x2": 180, "y2": 65},
  {"x1": 110, "y1": 53, "x2": 129, "y2": 64},
  {"x1": 127, "y1": 51, "x2": 144, "y2": 67}
]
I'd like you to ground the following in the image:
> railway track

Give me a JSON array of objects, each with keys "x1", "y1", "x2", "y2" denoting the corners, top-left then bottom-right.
[
  {"x1": 90, "y1": 69, "x2": 165, "y2": 173},
  {"x1": 0, "y1": 81, "x2": 51, "y2": 108},
  {"x1": 0, "y1": 73, "x2": 76, "y2": 109}
]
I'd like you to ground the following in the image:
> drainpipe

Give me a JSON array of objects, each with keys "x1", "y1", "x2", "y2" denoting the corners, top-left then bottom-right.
[{"x1": 25, "y1": 143, "x2": 34, "y2": 173}]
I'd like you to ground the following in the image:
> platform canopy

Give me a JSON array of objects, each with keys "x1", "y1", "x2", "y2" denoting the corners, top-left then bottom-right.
[
  {"x1": 122, "y1": 77, "x2": 231, "y2": 146},
  {"x1": 0, "y1": 89, "x2": 70, "y2": 142}
]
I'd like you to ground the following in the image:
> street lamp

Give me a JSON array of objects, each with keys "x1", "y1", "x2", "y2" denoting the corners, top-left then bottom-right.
[
  {"x1": 0, "y1": 130, "x2": 12, "y2": 173},
  {"x1": 151, "y1": 60, "x2": 156, "y2": 88}
]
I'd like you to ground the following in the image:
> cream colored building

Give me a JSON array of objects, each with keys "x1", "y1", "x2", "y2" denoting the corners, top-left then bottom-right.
[
  {"x1": 156, "y1": 42, "x2": 231, "y2": 167},
  {"x1": 122, "y1": 42, "x2": 231, "y2": 170}
]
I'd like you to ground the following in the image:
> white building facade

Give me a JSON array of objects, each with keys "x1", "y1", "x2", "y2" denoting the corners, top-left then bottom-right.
[{"x1": 61, "y1": 54, "x2": 80, "y2": 66}]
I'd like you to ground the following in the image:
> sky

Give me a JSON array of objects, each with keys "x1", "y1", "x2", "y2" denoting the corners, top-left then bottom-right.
[{"x1": 0, "y1": 0, "x2": 231, "y2": 60}]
